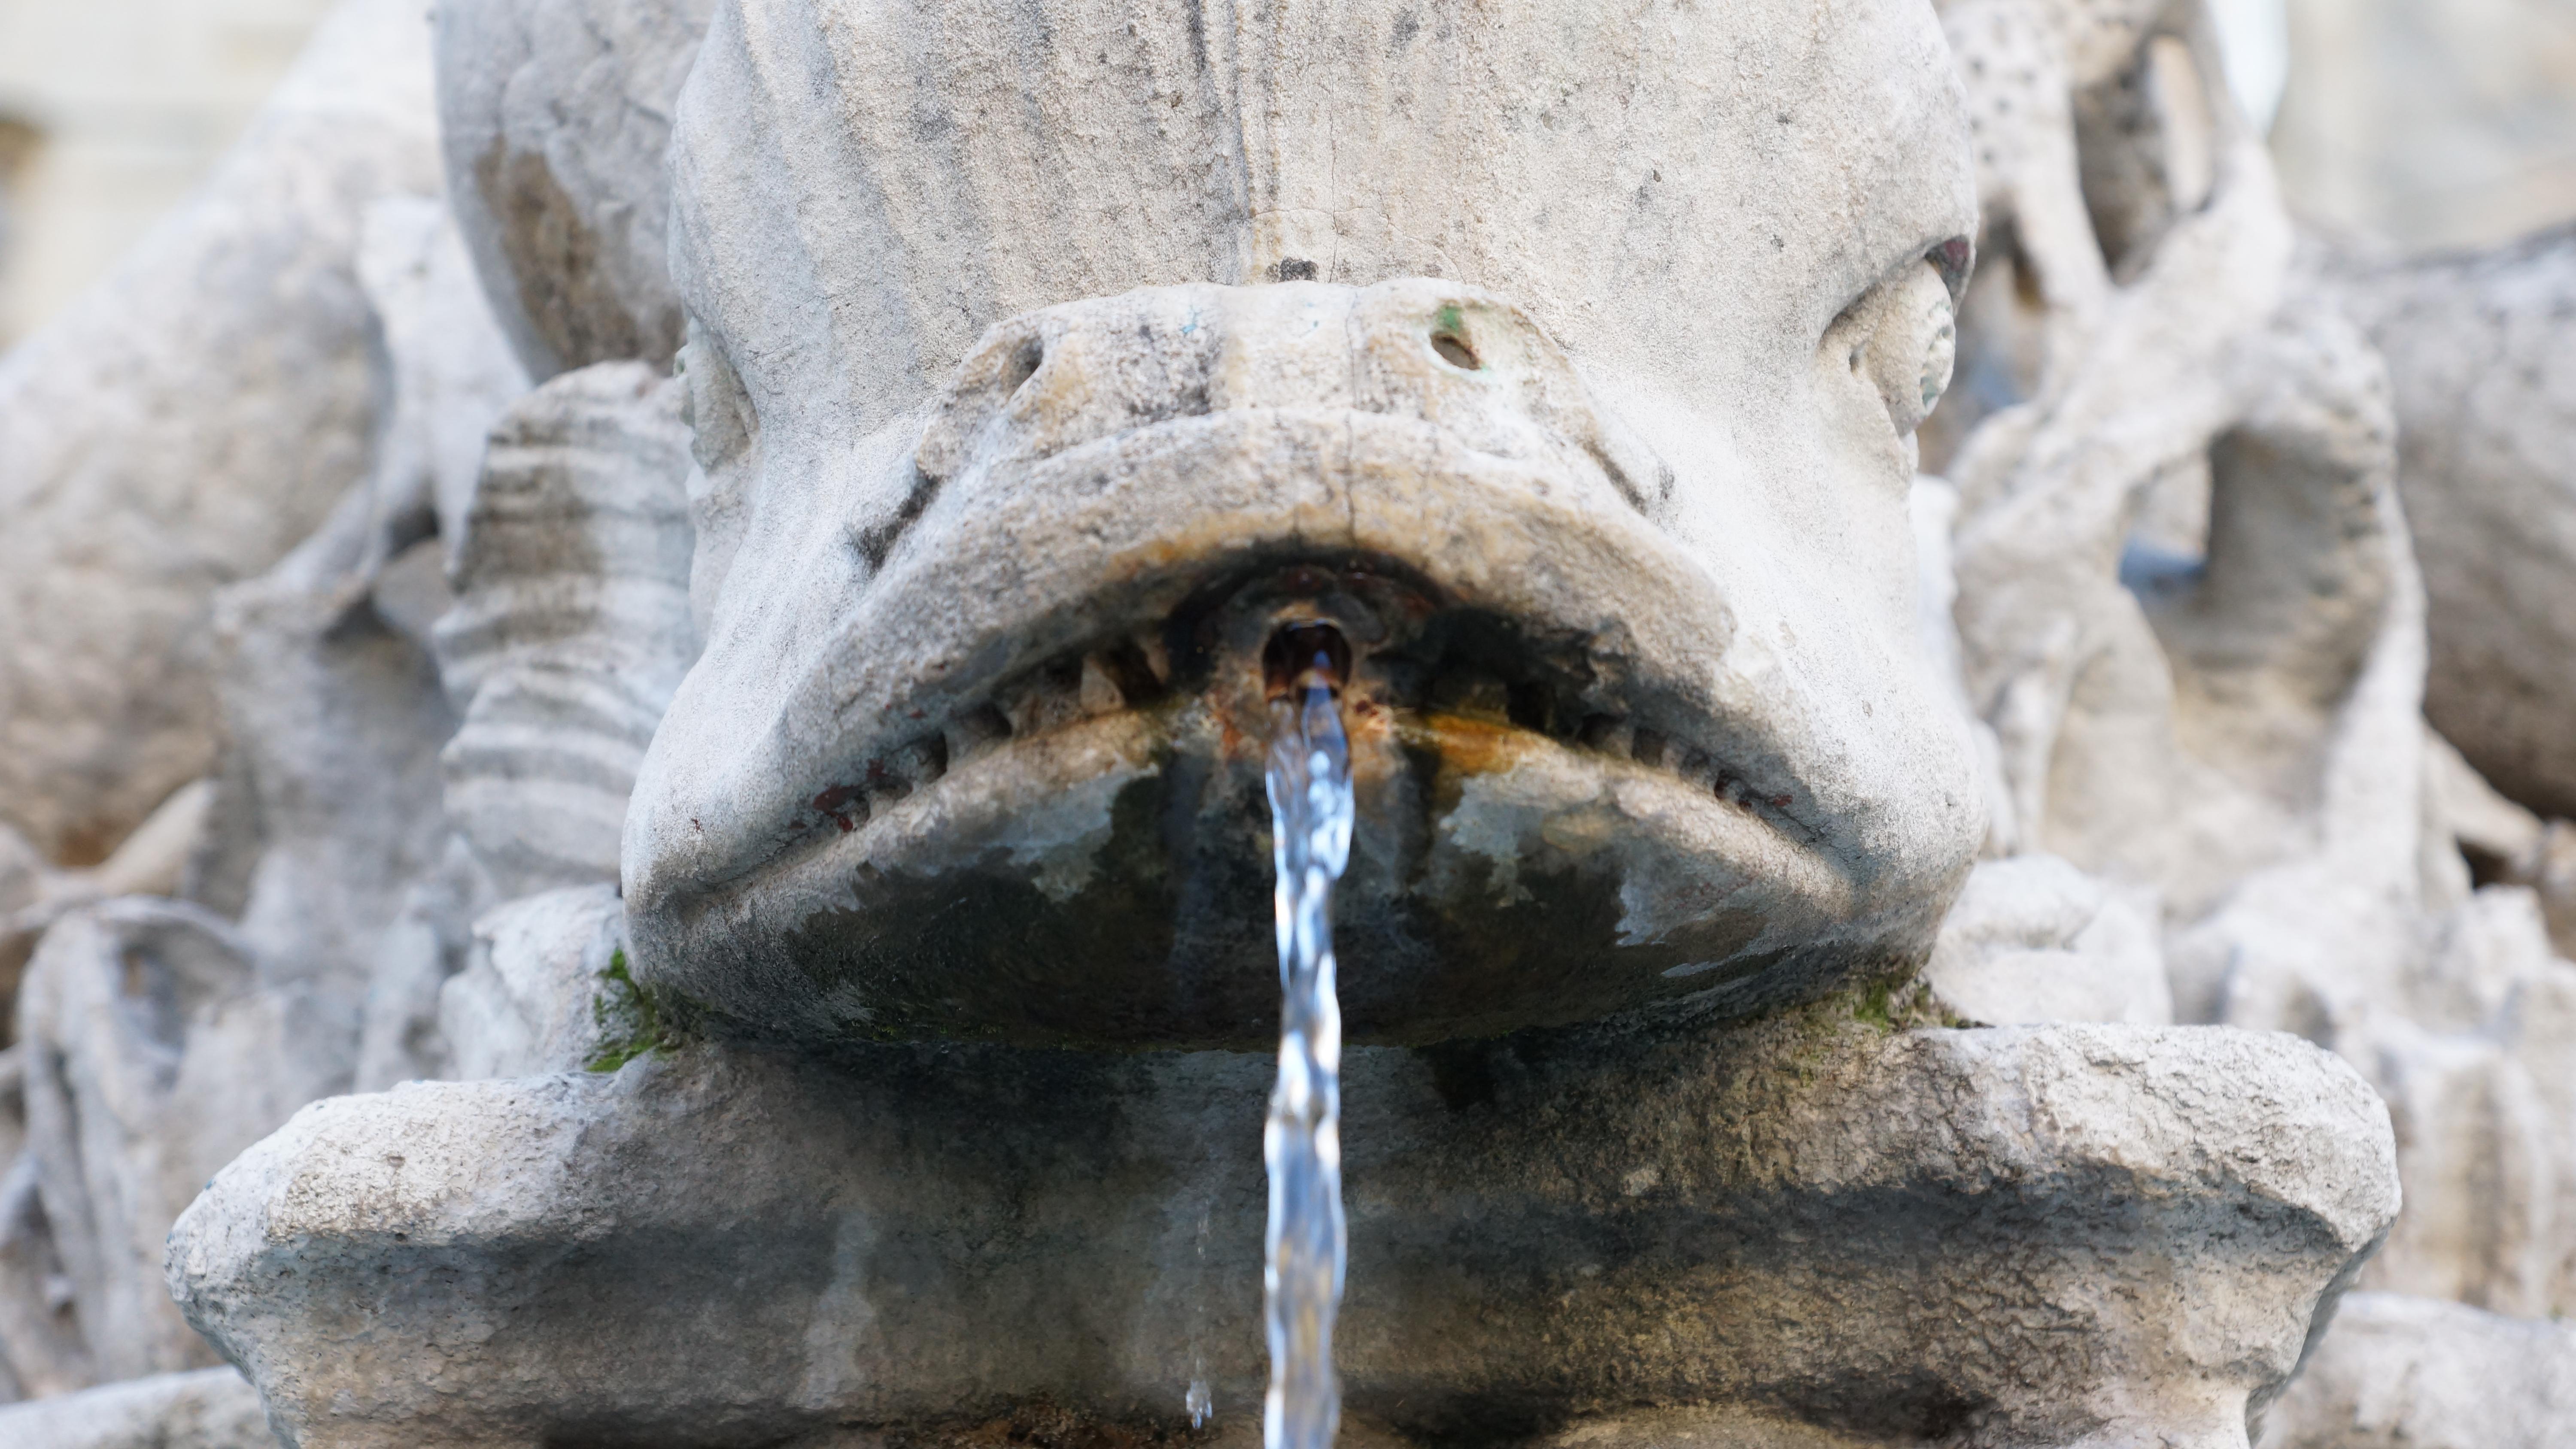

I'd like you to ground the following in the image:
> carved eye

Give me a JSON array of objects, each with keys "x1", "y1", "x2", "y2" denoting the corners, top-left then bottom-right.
[{"x1": 1839, "y1": 260, "x2": 1957, "y2": 437}]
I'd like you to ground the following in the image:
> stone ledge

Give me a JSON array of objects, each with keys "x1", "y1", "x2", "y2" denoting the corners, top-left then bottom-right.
[{"x1": 167, "y1": 1019, "x2": 2396, "y2": 1449}]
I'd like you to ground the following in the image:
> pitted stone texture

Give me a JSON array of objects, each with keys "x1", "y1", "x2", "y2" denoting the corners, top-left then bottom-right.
[
  {"x1": 0, "y1": 0, "x2": 443, "y2": 867},
  {"x1": 2258, "y1": 1292, "x2": 2576, "y2": 1449},
  {"x1": 434, "y1": 362, "x2": 696, "y2": 900},
  {"x1": 16, "y1": 901, "x2": 346, "y2": 1388},
  {"x1": 437, "y1": 885, "x2": 632, "y2": 1081},
  {"x1": 668, "y1": 0, "x2": 1975, "y2": 454},
  {"x1": 436, "y1": 0, "x2": 716, "y2": 378},
  {"x1": 0, "y1": 1367, "x2": 275, "y2": 1449},
  {"x1": 170, "y1": 1019, "x2": 2392, "y2": 1449},
  {"x1": 2336, "y1": 227, "x2": 2576, "y2": 821}
]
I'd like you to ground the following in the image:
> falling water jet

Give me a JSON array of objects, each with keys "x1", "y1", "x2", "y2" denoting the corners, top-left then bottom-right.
[{"x1": 1261, "y1": 621, "x2": 1354, "y2": 1449}]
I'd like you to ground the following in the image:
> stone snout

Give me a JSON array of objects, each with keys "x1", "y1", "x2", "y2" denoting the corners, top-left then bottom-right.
[{"x1": 624, "y1": 280, "x2": 1983, "y2": 1051}]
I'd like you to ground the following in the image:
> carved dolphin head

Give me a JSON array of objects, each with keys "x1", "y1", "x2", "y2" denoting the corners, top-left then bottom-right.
[{"x1": 624, "y1": 0, "x2": 1984, "y2": 1048}]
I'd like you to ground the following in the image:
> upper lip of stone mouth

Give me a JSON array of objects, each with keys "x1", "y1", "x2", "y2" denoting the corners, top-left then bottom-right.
[{"x1": 655, "y1": 404, "x2": 1830, "y2": 906}]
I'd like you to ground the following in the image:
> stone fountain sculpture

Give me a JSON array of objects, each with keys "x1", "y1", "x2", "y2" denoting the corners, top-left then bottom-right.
[
  {"x1": 152, "y1": 1, "x2": 2400, "y2": 1446},
  {"x1": 34, "y1": 0, "x2": 2576, "y2": 1442}
]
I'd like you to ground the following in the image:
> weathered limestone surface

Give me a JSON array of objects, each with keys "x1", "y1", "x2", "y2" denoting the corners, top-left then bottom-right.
[
  {"x1": 435, "y1": 0, "x2": 717, "y2": 379},
  {"x1": 197, "y1": 508, "x2": 459, "y2": 1037},
  {"x1": 0, "y1": 5, "x2": 527, "y2": 1412},
  {"x1": 634, "y1": 0, "x2": 1987, "y2": 1049},
  {"x1": 636, "y1": 274, "x2": 1981, "y2": 1049},
  {"x1": 0, "y1": 0, "x2": 444, "y2": 867},
  {"x1": 1, "y1": 786, "x2": 218, "y2": 1037},
  {"x1": 337, "y1": 361, "x2": 693, "y2": 1091},
  {"x1": 170, "y1": 1019, "x2": 2394, "y2": 1449},
  {"x1": 0, "y1": 1052, "x2": 88, "y2": 1400},
  {"x1": 347, "y1": 840, "x2": 496, "y2": 1094},
  {"x1": 348, "y1": 196, "x2": 535, "y2": 569},
  {"x1": 0, "y1": 0, "x2": 2562, "y2": 1437},
  {"x1": 0, "y1": 1367, "x2": 273, "y2": 1449}
]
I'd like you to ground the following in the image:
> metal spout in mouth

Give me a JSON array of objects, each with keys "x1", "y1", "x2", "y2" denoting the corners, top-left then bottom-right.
[{"x1": 1263, "y1": 621, "x2": 1355, "y2": 702}]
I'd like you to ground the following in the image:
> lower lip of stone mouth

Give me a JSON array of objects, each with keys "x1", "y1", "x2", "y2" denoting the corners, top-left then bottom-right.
[{"x1": 641, "y1": 550, "x2": 1850, "y2": 1052}]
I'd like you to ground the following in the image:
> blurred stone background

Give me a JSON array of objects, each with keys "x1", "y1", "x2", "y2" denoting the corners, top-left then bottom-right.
[
  {"x1": 0, "y1": 0, "x2": 337, "y2": 347},
  {"x1": 2271, "y1": 0, "x2": 2576, "y2": 250}
]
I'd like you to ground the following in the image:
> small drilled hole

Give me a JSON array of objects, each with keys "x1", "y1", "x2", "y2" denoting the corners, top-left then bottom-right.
[
  {"x1": 1430, "y1": 330, "x2": 1480, "y2": 370},
  {"x1": 1264, "y1": 623, "x2": 1352, "y2": 701}
]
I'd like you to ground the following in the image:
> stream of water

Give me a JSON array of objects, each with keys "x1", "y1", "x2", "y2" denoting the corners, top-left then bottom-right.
[{"x1": 1262, "y1": 634, "x2": 1354, "y2": 1449}]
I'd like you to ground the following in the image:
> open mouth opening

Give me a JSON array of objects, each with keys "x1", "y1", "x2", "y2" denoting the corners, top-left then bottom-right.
[
  {"x1": 1263, "y1": 621, "x2": 1352, "y2": 703},
  {"x1": 631, "y1": 425, "x2": 1889, "y2": 1049},
  {"x1": 773, "y1": 553, "x2": 1811, "y2": 871}
]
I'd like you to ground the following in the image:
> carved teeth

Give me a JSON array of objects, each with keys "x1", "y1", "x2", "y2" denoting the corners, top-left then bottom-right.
[
  {"x1": 1095, "y1": 639, "x2": 1168, "y2": 706},
  {"x1": 1578, "y1": 714, "x2": 1631, "y2": 752},
  {"x1": 807, "y1": 646, "x2": 1788, "y2": 850},
  {"x1": 869, "y1": 735, "x2": 949, "y2": 803},
  {"x1": 1630, "y1": 727, "x2": 1672, "y2": 770},
  {"x1": 1567, "y1": 716, "x2": 1781, "y2": 824},
  {"x1": 999, "y1": 655, "x2": 1088, "y2": 737},
  {"x1": 1428, "y1": 669, "x2": 1511, "y2": 716},
  {"x1": 808, "y1": 782, "x2": 869, "y2": 834},
  {"x1": 1076, "y1": 655, "x2": 1125, "y2": 716},
  {"x1": 1677, "y1": 746, "x2": 1714, "y2": 789},
  {"x1": 948, "y1": 703, "x2": 1015, "y2": 761},
  {"x1": 1505, "y1": 680, "x2": 1560, "y2": 736}
]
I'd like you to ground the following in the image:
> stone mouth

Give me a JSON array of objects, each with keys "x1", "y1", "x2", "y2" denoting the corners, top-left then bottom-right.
[
  {"x1": 630, "y1": 408, "x2": 1874, "y2": 1048},
  {"x1": 770, "y1": 561, "x2": 1818, "y2": 869}
]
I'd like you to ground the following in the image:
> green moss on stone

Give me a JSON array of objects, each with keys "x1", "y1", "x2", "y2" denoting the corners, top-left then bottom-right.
[{"x1": 587, "y1": 947, "x2": 682, "y2": 1072}]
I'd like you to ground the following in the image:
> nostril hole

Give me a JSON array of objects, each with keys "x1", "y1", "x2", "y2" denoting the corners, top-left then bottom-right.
[
  {"x1": 1430, "y1": 330, "x2": 1481, "y2": 370},
  {"x1": 1001, "y1": 338, "x2": 1044, "y2": 393}
]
